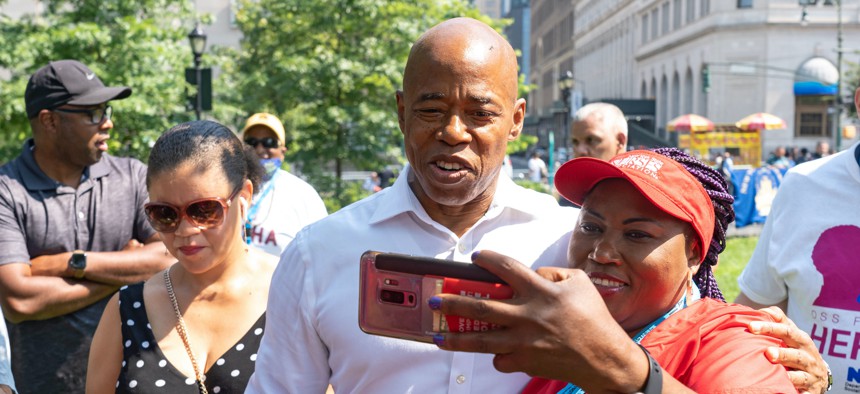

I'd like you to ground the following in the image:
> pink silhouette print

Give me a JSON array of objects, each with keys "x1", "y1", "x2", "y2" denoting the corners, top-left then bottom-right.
[{"x1": 811, "y1": 225, "x2": 860, "y2": 311}]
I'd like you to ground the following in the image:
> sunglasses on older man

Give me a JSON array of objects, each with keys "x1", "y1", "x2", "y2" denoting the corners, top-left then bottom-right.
[
  {"x1": 53, "y1": 105, "x2": 112, "y2": 125},
  {"x1": 144, "y1": 185, "x2": 242, "y2": 233},
  {"x1": 244, "y1": 136, "x2": 280, "y2": 149}
]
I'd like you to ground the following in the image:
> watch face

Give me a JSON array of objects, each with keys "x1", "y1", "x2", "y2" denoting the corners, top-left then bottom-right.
[{"x1": 70, "y1": 253, "x2": 86, "y2": 270}]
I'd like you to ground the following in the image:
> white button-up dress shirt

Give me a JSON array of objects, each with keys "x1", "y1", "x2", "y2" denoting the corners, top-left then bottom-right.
[{"x1": 247, "y1": 166, "x2": 579, "y2": 393}]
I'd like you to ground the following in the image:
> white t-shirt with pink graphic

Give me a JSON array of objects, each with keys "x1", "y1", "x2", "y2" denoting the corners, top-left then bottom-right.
[{"x1": 738, "y1": 141, "x2": 860, "y2": 393}]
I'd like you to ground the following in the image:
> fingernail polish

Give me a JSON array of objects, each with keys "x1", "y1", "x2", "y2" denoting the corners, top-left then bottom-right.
[
  {"x1": 471, "y1": 250, "x2": 480, "y2": 261},
  {"x1": 432, "y1": 334, "x2": 445, "y2": 347},
  {"x1": 428, "y1": 296, "x2": 442, "y2": 310}
]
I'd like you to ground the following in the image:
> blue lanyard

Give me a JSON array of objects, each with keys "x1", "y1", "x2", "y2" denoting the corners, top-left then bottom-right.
[
  {"x1": 245, "y1": 171, "x2": 278, "y2": 244},
  {"x1": 556, "y1": 295, "x2": 688, "y2": 394}
]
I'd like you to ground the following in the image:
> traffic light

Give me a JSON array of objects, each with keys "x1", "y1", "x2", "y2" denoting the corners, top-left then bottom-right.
[
  {"x1": 185, "y1": 67, "x2": 213, "y2": 111},
  {"x1": 702, "y1": 65, "x2": 711, "y2": 93}
]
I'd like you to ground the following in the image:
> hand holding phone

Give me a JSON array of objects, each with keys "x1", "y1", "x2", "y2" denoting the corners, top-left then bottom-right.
[{"x1": 358, "y1": 251, "x2": 513, "y2": 343}]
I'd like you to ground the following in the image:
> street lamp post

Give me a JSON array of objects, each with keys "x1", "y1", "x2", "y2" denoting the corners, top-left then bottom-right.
[
  {"x1": 188, "y1": 24, "x2": 207, "y2": 120},
  {"x1": 836, "y1": 0, "x2": 843, "y2": 152},
  {"x1": 800, "y1": 0, "x2": 843, "y2": 151},
  {"x1": 558, "y1": 70, "x2": 575, "y2": 154}
]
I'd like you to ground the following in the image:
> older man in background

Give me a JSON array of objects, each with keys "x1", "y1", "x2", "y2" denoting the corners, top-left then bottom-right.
[{"x1": 571, "y1": 102, "x2": 628, "y2": 161}]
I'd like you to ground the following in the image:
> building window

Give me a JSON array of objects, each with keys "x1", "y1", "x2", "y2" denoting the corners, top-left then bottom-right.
[
  {"x1": 542, "y1": 71, "x2": 554, "y2": 114},
  {"x1": 700, "y1": 0, "x2": 710, "y2": 18},
  {"x1": 671, "y1": 72, "x2": 681, "y2": 119},
  {"x1": 662, "y1": 2, "x2": 670, "y2": 35},
  {"x1": 795, "y1": 96, "x2": 833, "y2": 137},
  {"x1": 659, "y1": 75, "x2": 668, "y2": 138},
  {"x1": 684, "y1": 68, "x2": 694, "y2": 114},
  {"x1": 698, "y1": 66, "x2": 708, "y2": 116},
  {"x1": 229, "y1": 0, "x2": 239, "y2": 26},
  {"x1": 651, "y1": 8, "x2": 659, "y2": 38},
  {"x1": 642, "y1": 14, "x2": 649, "y2": 44},
  {"x1": 673, "y1": 0, "x2": 682, "y2": 28},
  {"x1": 737, "y1": 0, "x2": 752, "y2": 8},
  {"x1": 686, "y1": 0, "x2": 695, "y2": 23},
  {"x1": 530, "y1": 43, "x2": 538, "y2": 69}
]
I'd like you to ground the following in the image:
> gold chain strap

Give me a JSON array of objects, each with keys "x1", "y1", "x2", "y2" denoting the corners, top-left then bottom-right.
[{"x1": 164, "y1": 267, "x2": 209, "y2": 394}]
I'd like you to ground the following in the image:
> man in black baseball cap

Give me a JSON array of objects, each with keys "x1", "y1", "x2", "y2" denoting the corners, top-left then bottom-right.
[
  {"x1": 0, "y1": 61, "x2": 172, "y2": 393},
  {"x1": 25, "y1": 60, "x2": 131, "y2": 118}
]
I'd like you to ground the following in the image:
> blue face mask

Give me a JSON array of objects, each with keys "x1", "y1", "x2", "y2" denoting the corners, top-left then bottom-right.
[{"x1": 260, "y1": 158, "x2": 282, "y2": 178}]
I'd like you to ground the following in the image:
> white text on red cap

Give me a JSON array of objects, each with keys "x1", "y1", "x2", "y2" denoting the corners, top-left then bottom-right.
[{"x1": 611, "y1": 154, "x2": 665, "y2": 180}]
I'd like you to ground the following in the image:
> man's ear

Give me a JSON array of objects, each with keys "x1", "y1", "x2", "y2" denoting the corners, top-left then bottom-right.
[
  {"x1": 37, "y1": 110, "x2": 58, "y2": 133},
  {"x1": 509, "y1": 98, "x2": 526, "y2": 141},
  {"x1": 616, "y1": 132, "x2": 627, "y2": 152}
]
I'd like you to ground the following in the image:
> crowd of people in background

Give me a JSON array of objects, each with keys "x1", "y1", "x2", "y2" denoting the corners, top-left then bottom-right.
[{"x1": 766, "y1": 140, "x2": 832, "y2": 169}]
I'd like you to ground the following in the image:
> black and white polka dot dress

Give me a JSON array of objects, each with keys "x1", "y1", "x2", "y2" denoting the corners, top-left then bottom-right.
[{"x1": 115, "y1": 283, "x2": 266, "y2": 393}]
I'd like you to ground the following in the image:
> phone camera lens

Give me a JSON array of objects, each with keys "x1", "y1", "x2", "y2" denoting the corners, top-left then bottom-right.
[{"x1": 380, "y1": 289, "x2": 405, "y2": 304}]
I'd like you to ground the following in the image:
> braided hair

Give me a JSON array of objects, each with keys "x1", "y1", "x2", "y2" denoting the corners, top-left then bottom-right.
[{"x1": 651, "y1": 147, "x2": 735, "y2": 302}]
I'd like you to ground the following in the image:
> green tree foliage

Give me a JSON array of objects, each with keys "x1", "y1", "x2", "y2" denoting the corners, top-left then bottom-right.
[
  {"x1": 508, "y1": 134, "x2": 537, "y2": 156},
  {"x1": 0, "y1": 0, "x2": 523, "y2": 210},
  {"x1": 0, "y1": 0, "x2": 237, "y2": 161},
  {"x1": 228, "y1": 0, "x2": 505, "y2": 205}
]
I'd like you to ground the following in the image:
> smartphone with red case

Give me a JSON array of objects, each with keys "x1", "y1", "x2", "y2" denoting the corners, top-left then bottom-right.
[{"x1": 358, "y1": 250, "x2": 513, "y2": 344}]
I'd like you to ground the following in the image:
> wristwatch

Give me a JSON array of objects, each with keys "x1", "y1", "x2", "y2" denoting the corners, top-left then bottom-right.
[{"x1": 68, "y1": 250, "x2": 87, "y2": 279}]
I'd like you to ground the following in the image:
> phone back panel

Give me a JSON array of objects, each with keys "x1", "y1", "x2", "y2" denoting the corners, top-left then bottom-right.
[{"x1": 358, "y1": 251, "x2": 438, "y2": 343}]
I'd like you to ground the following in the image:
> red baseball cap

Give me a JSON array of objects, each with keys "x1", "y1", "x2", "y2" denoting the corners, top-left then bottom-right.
[{"x1": 554, "y1": 150, "x2": 715, "y2": 262}]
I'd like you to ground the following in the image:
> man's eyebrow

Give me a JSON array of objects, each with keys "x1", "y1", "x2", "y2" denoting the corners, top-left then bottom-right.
[
  {"x1": 416, "y1": 93, "x2": 497, "y2": 105},
  {"x1": 468, "y1": 95, "x2": 493, "y2": 105},
  {"x1": 418, "y1": 92, "x2": 445, "y2": 102}
]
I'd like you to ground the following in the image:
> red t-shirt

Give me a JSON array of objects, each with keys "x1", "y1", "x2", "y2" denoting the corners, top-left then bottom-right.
[{"x1": 522, "y1": 298, "x2": 795, "y2": 394}]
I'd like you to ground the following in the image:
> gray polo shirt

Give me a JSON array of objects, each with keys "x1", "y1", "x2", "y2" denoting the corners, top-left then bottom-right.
[{"x1": 0, "y1": 139, "x2": 154, "y2": 394}]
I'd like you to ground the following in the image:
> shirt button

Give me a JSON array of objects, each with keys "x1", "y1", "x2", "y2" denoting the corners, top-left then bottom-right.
[
  {"x1": 77, "y1": 211, "x2": 85, "y2": 220},
  {"x1": 457, "y1": 243, "x2": 466, "y2": 253},
  {"x1": 456, "y1": 375, "x2": 466, "y2": 384}
]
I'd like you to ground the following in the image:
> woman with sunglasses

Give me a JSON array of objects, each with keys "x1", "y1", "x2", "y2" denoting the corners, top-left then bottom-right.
[
  {"x1": 87, "y1": 120, "x2": 275, "y2": 394},
  {"x1": 431, "y1": 148, "x2": 797, "y2": 393}
]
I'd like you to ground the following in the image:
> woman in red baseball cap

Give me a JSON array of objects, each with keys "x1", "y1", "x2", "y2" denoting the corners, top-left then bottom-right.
[{"x1": 430, "y1": 148, "x2": 797, "y2": 393}]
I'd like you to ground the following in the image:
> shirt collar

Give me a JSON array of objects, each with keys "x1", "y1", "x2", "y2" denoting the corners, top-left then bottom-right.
[
  {"x1": 367, "y1": 165, "x2": 422, "y2": 225},
  {"x1": 368, "y1": 164, "x2": 548, "y2": 226},
  {"x1": 19, "y1": 138, "x2": 111, "y2": 191},
  {"x1": 490, "y1": 171, "x2": 552, "y2": 217}
]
